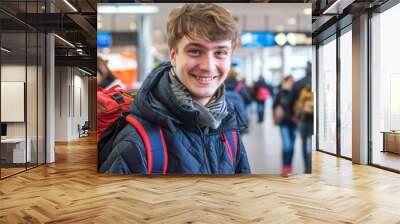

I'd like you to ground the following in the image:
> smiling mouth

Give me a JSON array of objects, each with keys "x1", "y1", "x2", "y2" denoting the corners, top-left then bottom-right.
[{"x1": 191, "y1": 74, "x2": 218, "y2": 82}]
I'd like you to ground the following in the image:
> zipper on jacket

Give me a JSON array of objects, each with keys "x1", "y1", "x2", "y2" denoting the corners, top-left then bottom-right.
[{"x1": 197, "y1": 127, "x2": 211, "y2": 174}]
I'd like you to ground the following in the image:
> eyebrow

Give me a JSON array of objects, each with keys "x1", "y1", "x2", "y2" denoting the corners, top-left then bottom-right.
[{"x1": 184, "y1": 43, "x2": 231, "y2": 50}]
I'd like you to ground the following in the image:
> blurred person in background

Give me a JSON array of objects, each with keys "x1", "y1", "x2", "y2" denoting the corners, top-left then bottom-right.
[
  {"x1": 273, "y1": 75, "x2": 296, "y2": 177},
  {"x1": 225, "y1": 69, "x2": 253, "y2": 108},
  {"x1": 254, "y1": 75, "x2": 272, "y2": 123},
  {"x1": 225, "y1": 69, "x2": 252, "y2": 129},
  {"x1": 293, "y1": 62, "x2": 313, "y2": 173},
  {"x1": 225, "y1": 70, "x2": 249, "y2": 133},
  {"x1": 97, "y1": 57, "x2": 115, "y2": 89}
]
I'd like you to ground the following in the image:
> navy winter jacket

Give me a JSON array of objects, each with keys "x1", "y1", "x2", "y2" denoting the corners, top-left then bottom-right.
[
  {"x1": 99, "y1": 63, "x2": 251, "y2": 174},
  {"x1": 273, "y1": 88, "x2": 296, "y2": 127}
]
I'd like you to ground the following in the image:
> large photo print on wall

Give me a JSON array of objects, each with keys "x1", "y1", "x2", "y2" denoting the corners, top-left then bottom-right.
[{"x1": 97, "y1": 3, "x2": 312, "y2": 175}]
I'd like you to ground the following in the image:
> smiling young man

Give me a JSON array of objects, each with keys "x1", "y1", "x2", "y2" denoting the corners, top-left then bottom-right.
[{"x1": 99, "y1": 3, "x2": 251, "y2": 174}]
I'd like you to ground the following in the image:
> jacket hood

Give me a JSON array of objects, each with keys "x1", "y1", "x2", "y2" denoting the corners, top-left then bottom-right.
[{"x1": 130, "y1": 62, "x2": 244, "y2": 133}]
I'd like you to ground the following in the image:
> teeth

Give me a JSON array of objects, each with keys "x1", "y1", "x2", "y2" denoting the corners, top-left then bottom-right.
[{"x1": 195, "y1": 76, "x2": 213, "y2": 81}]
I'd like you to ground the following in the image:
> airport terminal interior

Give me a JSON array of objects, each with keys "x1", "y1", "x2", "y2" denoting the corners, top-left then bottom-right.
[{"x1": 1, "y1": 0, "x2": 400, "y2": 222}]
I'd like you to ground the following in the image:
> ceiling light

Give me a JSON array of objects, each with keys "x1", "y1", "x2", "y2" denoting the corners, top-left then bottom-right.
[
  {"x1": 287, "y1": 33, "x2": 297, "y2": 46},
  {"x1": 54, "y1": 34, "x2": 75, "y2": 48},
  {"x1": 323, "y1": 1, "x2": 339, "y2": 14},
  {"x1": 303, "y1": 8, "x2": 312, "y2": 15},
  {"x1": 295, "y1": 33, "x2": 307, "y2": 44},
  {"x1": 322, "y1": 0, "x2": 356, "y2": 14},
  {"x1": 78, "y1": 67, "x2": 92, "y2": 76},
  {"x1": 98, "y1": 4, "x2": 159, "y2": 14},
  {"x1": 288, "y1": 18, "x2": 296, "y2": 25},
  {"x1": 275, "y1": 33, "x2": 287, "y2": 46},
  {"x1": 1, "y1": 47, "x2": 11, "y2": 53},
  {"x1": 63, "y1": 0, "x2": 78, "y2": 12}
]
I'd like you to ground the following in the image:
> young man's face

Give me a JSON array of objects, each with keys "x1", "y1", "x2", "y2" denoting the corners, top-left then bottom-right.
[{"x1": 170, "y1": 36, "x2": 232, "y2": 105}]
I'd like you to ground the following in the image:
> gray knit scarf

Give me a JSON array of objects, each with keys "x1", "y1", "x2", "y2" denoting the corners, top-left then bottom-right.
[{"x1": 169, "y1": 69, "x2": 228, "y2": 129}]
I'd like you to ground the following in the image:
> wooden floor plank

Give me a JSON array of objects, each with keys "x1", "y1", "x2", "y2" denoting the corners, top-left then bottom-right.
[{"x1": 0, "y1": 135, "x2": 400, "y2": 223}]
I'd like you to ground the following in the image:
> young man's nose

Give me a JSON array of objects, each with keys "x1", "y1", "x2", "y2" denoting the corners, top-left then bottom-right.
[{"x1": 198, "y1": 53, "x2": 217, "y2": 73}]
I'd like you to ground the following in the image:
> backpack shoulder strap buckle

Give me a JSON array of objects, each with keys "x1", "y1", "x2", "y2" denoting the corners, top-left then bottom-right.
[{"x1": 111, "y1": 92, "x2": 125, "y2": 104}]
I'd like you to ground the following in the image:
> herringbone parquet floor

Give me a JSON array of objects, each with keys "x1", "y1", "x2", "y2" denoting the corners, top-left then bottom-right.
[{"x1": 1, "y1": 135, "x2": 400, "y2": 223}]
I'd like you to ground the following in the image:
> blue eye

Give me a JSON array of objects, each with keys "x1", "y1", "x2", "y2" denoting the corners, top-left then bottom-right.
[
  {"x1": 215, "y1": 50, "x2": 228, "y2": 57},
  {"x1": 188, "y1": 49, "x2": 201, "y2": 56}
]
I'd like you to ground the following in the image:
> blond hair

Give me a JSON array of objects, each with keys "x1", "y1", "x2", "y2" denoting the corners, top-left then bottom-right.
[
  {"x1": 166, "y1": 3, "x2": 238, "y2": 50},
  {"x1": 227, "y1": 69, "x2": 239, "y2": 79}
]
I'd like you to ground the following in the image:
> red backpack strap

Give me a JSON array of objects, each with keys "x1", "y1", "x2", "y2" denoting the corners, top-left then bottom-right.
[
  {"x1": 125, "y1": 115, "x2": 168, "y2": 174},
  {"x1": 221, "y1": 131, "x2": 238, "y2": 167}
]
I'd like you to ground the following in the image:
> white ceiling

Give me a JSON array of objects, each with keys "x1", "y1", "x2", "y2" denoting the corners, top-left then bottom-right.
[
  {"x1": 98, "y1": 3, "x2": 311, "y2": 33},
  {"x1": 151, "y1": 3, "x2": 311, "y2": 33}
]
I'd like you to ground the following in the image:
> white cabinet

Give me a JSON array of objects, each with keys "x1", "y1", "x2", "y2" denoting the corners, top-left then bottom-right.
[{"x1": 1, "y1": 138, "x2": 32, "y2": 163}]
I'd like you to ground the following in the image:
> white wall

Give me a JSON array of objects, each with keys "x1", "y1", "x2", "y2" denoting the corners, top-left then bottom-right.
[
  {"x1": 55, "y1": 67, "x2": 66, "y2": 141},
  {"x1": 1, "y1": 64, "x2": 46, "y2": 164},
  {"x1": 46, "y1": 32, "x2": 55, "y2": 163},
  {"x1": 54, "y1": 67, "x2": 89, "y2": 141},
  {"x1": 1, "y1": 82, "x2": 25, "y2": 122},
  {"x1": 72, "y1": 72, "x2": 89, "y2": 138},
  {"x1": 1, "y1": 65, "x2": 28, "y2": 138},
  {"x1": 1, "y1": 65, "x2": 25, "y2": 142},
  {"x1": 312, "y1": 45, "x2": 316, "y2": 151},
  {"x1": 1, "y1": 65, "x2": 26, "y2": 81}
]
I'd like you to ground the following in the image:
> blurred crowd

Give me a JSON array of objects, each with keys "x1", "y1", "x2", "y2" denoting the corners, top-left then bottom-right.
[{"x1": 224, "y1": 62, "x2": 313, "y2": 176}]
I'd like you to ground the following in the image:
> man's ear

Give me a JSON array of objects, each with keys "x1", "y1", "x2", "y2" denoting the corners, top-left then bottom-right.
[{"x1": 169, "y1": 48, "x2": 176, "y2": 66}]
